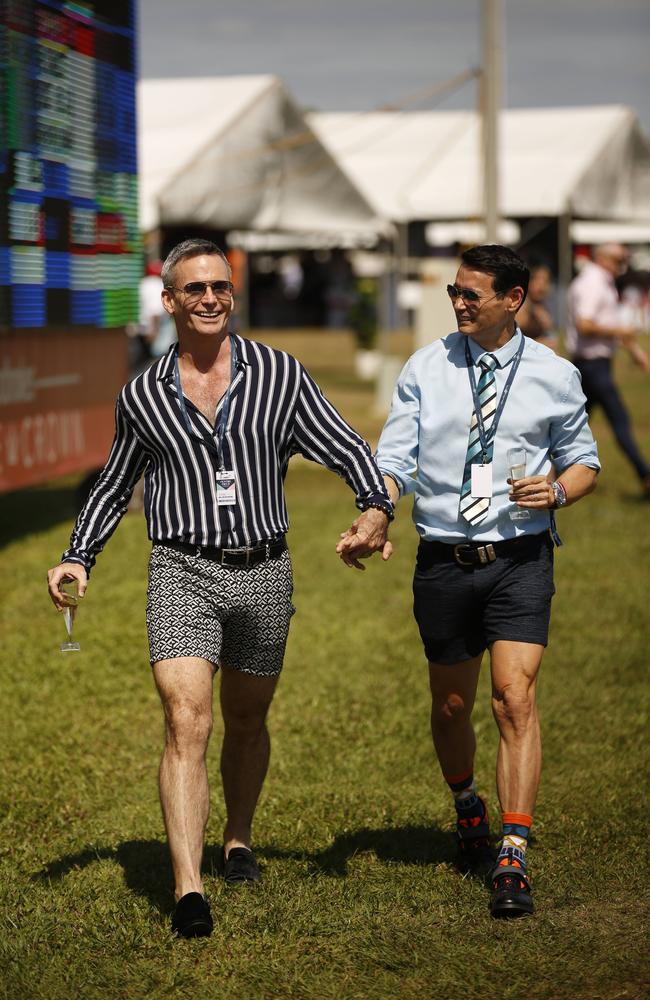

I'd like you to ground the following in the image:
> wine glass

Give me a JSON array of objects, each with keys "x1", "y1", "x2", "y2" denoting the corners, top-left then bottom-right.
[
  {"x1": 507, "y1": 447, "x2": 531, "y2": 522},
  {"x1": 60, "y1": 579, "x2": 81, "y2": 652}
]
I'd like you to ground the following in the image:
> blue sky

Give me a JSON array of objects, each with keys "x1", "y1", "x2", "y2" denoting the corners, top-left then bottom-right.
[{"x1": 139, "y1": 0, "x2": 650, "y2": 131}]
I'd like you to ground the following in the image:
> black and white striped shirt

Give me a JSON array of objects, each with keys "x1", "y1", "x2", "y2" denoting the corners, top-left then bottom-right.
[{"x1": 63, "y1": 335, "x2": 392, "y2": 572}]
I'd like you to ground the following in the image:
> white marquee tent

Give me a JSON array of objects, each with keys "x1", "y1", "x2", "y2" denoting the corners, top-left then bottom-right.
[
  {"x1": 308, "y1": 105, "x2": 650, "y2": 229},
  {"x1": 138, "y1": 75, "x2": 386, "y2": 242}
]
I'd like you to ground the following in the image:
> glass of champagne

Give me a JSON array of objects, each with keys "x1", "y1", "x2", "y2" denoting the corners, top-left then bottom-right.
[
  {"x1": 60, "y1": 579, "x2": 81, "y2": 652},
  {"x1": 507, "y1": 447, "x2": 531, "y2": 522}
]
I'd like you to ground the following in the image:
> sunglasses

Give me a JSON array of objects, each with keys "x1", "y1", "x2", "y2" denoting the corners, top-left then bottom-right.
[
  {"x1": 446, "y1": 284, "x2": 482, "y2": 304},
  {"x1": 168, "y1": 280, "x2": 233, "y2": 297}
]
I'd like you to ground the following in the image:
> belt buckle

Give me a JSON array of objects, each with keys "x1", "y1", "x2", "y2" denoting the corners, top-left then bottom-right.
[
  {"x1": 476, "y1": 544, "x2": 497, "y2": 565},
  {"x1": 221, "y1": 546, "x2": 252, "y2": 566},
  {"x1": 453, "y1": 544, "x2": 475, "y2": 567}
]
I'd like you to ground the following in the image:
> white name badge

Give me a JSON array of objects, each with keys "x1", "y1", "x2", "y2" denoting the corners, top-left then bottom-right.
[
  {"x1": 216, "y1": 471, "x2": 237, "y2": 506},
  {"x1": 471, "y1": 463, "x2": 493, "y2": 499}
]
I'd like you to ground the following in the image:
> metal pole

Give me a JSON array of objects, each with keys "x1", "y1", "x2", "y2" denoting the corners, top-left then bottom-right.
[
  {"x1": 557, "y1": 210, "x2": 572, "y2": 339},
  {"x1": 481, "y1": 0, "x2": 501, "y2": 243}
]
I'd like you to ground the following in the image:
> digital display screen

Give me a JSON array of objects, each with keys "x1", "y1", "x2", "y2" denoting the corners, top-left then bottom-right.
[{"x1": 0, "y1": 0, "x2": 139, "y2": 329}]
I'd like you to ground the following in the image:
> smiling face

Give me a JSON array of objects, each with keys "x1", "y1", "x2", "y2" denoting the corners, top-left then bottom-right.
[
  {"x1": 451, "y1": 265, "x2": 524, "y2": 345},
  {"x1": 162, "y1": 253, "x2": 233, "y2": 342}
]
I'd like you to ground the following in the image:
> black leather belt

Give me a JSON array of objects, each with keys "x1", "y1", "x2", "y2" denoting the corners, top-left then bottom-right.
[
  {"x1": 418, "y1": 533, "x2": 548, "y2": 569},
  {"x1": 159, "y1": 536, "x2": 287, "y2": 567}
]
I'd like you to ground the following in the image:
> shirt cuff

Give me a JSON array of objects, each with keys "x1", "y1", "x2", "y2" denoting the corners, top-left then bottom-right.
[
  {"x1": 60, "y1": 551, "x2": 94, "y2": 574},
  {"x1": 355, "y1": 491, "x2": 395, "y2": 520}
]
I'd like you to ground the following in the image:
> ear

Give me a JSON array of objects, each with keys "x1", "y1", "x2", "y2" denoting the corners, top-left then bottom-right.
[
  {"x1": 508, "y1": 285, "x2": 525, "y2": 313},
  {"x1": 161, "y1": 287, "x2": 175, "y2": 316}
]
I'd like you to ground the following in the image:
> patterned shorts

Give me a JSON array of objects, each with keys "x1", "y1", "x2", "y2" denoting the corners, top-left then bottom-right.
[{"x1": 146, "y1": 543, "x2": 296, "y2": 676}]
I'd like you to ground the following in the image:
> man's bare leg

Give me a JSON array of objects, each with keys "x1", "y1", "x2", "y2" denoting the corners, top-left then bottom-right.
[
  {"x1": 153, "y1": 656, "x2": 215, "y2": 901},
  {"x1": 429, "y1": 654, "x2": 489, "y2": 859},
  {"x1": 489, "y1": 639, "x2": 544, "y2": 917},
  {"x1": 428, "y1": 655, "x2": 483, "y2": 777},
  {"x1": 490, "y1": 640, "x2": 544, "y2": 815},
  {"x1": 220, "y1": 666, "x2": 279, "y2": 858}
]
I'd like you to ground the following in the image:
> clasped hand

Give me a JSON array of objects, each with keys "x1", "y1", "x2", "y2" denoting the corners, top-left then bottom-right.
[{"x1": 336, "y1": 508, "x2": 393, "y2": 570}]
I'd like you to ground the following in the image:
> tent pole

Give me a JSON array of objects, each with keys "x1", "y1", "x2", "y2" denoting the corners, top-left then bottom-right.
[
  {"x1": 481, "y1": 0, "x2": 501, "y2": 243},
  {"x1": 558, "y1": 209, "x2": 572, "y2": 339}
]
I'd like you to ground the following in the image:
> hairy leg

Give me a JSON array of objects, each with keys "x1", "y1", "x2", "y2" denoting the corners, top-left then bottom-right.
[
  {"x1": 153, "y1": 656, "x2": 215, "y2": 901},
  {"x1": 490, "y1": 640, "x2": 544, "y2": 815},
  {"x1": 219, "y1": 666, "x2": 279, "y2": 857}
]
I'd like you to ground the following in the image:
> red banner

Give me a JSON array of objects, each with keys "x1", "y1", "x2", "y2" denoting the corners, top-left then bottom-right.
[{"x1": 0, "y1": 328, "x2": 128, "y2": 492}]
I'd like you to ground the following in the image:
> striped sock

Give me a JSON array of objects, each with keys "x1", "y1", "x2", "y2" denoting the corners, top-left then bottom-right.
[
  {"x1": 497, "y1": 812, "x2": 533, "y2": 864},
  {"x1": 445, "y1": 771, "x2": 488, "y2": 830}
]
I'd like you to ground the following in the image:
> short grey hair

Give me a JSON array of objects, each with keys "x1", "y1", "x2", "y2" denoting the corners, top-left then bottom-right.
[{"x1": 161, "y1": 239, "x2": 232, "y2": 288}]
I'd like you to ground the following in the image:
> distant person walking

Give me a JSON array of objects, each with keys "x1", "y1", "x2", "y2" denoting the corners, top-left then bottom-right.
[
  {"x1": 517, "y1": 263, "x2": 557, "y2": 349},
  {"x1": 337, "y1": 245, "x2": 599, "y2": 919},
  {"x1": 567, "y1": 243, "x2": 650, "y2": 498},
  {"x1": 47, "y1": 239, "x2": 394, "y2": 939}
]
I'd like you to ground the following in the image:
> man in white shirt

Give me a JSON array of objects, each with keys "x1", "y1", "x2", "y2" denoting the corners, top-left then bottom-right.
[
  {"x1": 567, "y1": 243, "x2": 650, "y2": 497},
  {"x1": 337, "y1": 245, "x2": 599, "y2": 919}
]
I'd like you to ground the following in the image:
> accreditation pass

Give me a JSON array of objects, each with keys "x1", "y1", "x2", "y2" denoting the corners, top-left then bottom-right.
[
  {"x1": 471, "y1": 463, "x2": 493, "y2": 498},
  {"x1": 216, "y1": 470, "x2": 237, "y2": 505}
]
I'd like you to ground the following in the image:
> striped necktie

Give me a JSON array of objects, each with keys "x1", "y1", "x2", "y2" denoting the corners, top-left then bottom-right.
[{"x1": 459, "y1": 352, "x2": 498, "y2": 525}]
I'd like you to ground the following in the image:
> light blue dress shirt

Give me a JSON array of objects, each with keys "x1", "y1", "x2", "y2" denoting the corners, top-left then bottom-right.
[{"x1": 375, "y1": 329, "x2": 600, "y2": 543}]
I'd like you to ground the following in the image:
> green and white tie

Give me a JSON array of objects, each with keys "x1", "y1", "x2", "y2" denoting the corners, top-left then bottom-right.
[{"x1": 459, "y1": 353, "x2": 498, "y2": 525}]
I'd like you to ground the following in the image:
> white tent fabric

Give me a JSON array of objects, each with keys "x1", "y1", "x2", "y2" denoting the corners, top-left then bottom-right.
[
  {"x1": 308, "y1": 106, "x2": 650, "y2": 223},
  {"x1": 138, "y1": 76, "x2": 385, "y2": 239}
]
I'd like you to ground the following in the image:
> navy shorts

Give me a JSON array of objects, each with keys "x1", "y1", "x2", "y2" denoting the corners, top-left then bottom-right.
[{"x1": 412, "y1": 532, "x2": 555, "y2": 665}]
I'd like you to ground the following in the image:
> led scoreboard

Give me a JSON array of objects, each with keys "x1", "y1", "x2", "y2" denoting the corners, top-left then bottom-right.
[
  {"x1": 0, "y1": 0, "x2": 139, "y2": 492},
  {"x1": 0, "y1": 0, "x2": 139, "y2": 328}
]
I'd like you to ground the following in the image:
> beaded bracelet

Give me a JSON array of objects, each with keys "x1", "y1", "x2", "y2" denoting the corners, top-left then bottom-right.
[{"x1": 360, "y1": 501, "x2": 395, "y2": 522}]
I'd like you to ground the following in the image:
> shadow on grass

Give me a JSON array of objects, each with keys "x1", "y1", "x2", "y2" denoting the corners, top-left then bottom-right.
[
  {"x1": 34, "y1": 840, "x2": 175, "y2": 913},
  {"x1": 33, "y1": 824, "x2": 454, "y2": 914},
  {"x1": 0, "y1": 475, "x2": 96, "y2": 549},
  {"x1": 261, "y1": 823, "x2": 454, "y2": 877}
]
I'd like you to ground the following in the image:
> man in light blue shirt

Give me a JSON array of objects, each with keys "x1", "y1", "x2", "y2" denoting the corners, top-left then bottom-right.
[{"x1": 337, "y1": 245, "x2": 599, "y2": 918}]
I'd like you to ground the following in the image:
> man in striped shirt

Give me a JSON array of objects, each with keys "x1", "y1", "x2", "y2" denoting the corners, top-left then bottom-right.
[{"x1": 47, "y1": 238, "x2": 393, "y2": 938}]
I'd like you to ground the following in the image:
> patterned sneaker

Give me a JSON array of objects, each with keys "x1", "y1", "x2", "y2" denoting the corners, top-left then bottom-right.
[
  {"x1": 456, "y1": 795, "x2": 494, "y2": 870},
  {"x1": 490, "y1": 848, "x2": 534, "y2": 918}
]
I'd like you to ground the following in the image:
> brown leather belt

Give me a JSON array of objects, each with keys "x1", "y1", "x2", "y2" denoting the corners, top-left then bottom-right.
[
  {"x1": 418, "y1": 533, "x2": 548, "y2": 569},
  {"x1": 159, "y1": 536, "x2": 287, "y2": 567}
]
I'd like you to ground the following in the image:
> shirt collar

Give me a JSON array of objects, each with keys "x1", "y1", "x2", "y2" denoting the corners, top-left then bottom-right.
[
  {"x1": 157, "y1": 333, "x2": 251, "y2": 383},
  {"x1": 466, "y1": 326, "x2": 523, "y2": 369}
]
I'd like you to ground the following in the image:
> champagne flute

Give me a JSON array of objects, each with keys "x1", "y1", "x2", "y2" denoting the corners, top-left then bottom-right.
[
  {"x1": 60, "y1": 579, "x2": 81, "y2": 652},
  {"x1": 507, "y1": 447, "x2": 531, "y2": 522}
]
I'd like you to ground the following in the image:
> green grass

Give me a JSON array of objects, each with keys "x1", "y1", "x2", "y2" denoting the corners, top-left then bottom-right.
[{"x1": 1, "y1": 341, "x2": 649, "y2": 999}]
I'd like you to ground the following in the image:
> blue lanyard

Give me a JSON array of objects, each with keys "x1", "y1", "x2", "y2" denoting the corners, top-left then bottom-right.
[
  {"x1": 173, "y1": 335, "x2": 238, "y2": 471},
  {"x1": 464, "y1": 330, "x2": 525, "y2": 461}
]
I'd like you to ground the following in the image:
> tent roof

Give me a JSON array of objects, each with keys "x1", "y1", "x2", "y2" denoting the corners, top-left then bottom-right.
[
  {"x1": 308, "y1": 106, "x2": 650, "y2": 223},
  {"x1": 138, "y1": 75, "x2": 277, "y2": 231},
  {"x1": 138, "y1": 75, "x2": 384, "y2": 238}
]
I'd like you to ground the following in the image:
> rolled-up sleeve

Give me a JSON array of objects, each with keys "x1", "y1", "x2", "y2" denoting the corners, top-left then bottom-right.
[
  {"x1": 549, "y1": 368, "x2": 601, "y2": 473},
  {"x1": 375, "y1": 359, "x2": 421, "y2": 496}
]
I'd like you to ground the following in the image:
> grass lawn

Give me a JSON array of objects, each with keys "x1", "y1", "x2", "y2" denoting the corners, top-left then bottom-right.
[{"x1": 0, "y1": 335, "x2": 648, "y2": 999}]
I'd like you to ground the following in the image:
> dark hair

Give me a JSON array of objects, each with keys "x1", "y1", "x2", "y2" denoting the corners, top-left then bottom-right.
[
  {"x1": 161, "y1": 239, "x2": 231, "y2": 288},
  {"x1": 461, "y1": 244, "x2": 529, "y2": 301}
]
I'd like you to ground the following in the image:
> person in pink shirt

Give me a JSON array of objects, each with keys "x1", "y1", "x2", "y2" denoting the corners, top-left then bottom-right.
[{"x1": 567, "y1": 244, "x2": 650, "y2": 498}]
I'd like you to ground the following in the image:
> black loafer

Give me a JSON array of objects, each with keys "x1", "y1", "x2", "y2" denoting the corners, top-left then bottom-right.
[
  {"x1": 490, "y1": 863, "x2": 534, "y2": 918},
  {"x1": 223, "y1": 847, "x2": 261, "y2": 886},
  {"x1": 171, "y1": 892, "x2": 213, "y2": 938}
]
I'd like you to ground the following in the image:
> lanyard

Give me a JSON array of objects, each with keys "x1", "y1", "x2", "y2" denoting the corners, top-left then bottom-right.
[
  {"x1": 173, "y1": 335, "x2": 238, "y2": 470},
  {"x1": 465, "y1": 331, "x2": 525, "y2": 460}
]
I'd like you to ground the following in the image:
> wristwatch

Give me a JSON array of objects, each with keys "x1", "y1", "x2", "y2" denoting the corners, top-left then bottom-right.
[{"x1": 552, "y1": 481, "x2": 567, "y2": 508}]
